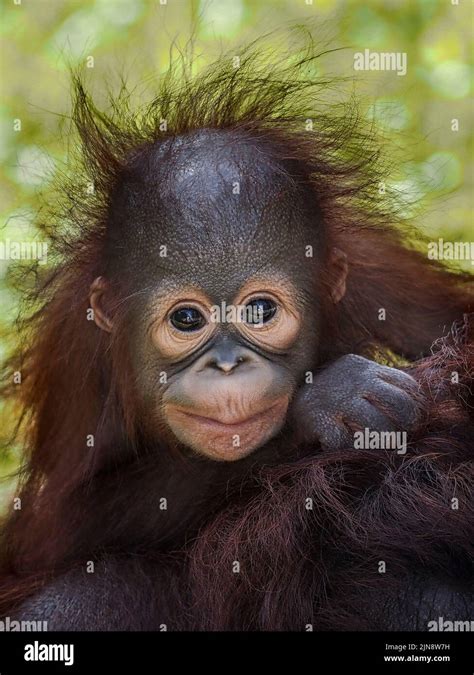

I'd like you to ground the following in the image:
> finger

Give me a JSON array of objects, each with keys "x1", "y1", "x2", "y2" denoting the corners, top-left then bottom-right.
[
  {"x1": 362, "y1": 381, "x2": 421, "y2": 427},
  {"x1": 376, "y1": 366, "x2": 419, "y2": 393},
  {"x1": 310, "y1": 412, "x2": 354, "y2": 450},
  {"x1": 343, "y1": 398, "x2": 398, "y2": 434}
]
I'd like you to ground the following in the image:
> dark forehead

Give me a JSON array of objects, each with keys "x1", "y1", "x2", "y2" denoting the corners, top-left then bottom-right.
[{"x1": 105, "y1": 129, "x2": 323, "y2": 292}]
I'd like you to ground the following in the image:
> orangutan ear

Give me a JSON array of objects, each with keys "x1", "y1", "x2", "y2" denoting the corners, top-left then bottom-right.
[
  {"x1": 329, "y1": 248, "x2": 348, "y2": 304},
  {"x1": 89, "y1": 276, "x2": 114, "y2": 332}
]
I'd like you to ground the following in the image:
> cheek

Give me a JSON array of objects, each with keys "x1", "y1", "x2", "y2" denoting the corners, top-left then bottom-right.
[
  {"x1": 128, "y1": 346, "x2": 168, "y2": 417},
  {"x1": 291, "y1": 318, "x2": 321, "y2": 372}
]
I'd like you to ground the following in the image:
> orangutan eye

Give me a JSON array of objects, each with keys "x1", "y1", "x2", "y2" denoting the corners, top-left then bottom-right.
[
  {"x1": 245, "y1": 298, "x2": 277, "y2": 325},
  {"x1": 170, "y1": 307, "x2": 205, "y2": 332}
]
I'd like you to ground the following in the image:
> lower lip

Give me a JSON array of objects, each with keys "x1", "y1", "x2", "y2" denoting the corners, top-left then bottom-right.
[{"x1": 171, "y1": 398, "x2": 288, "y2": 432}]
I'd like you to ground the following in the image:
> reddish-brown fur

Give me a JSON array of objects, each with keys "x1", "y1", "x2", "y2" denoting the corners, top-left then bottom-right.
[{"x1": 0, "y1": 41, "x2": 472, "y2": 628}]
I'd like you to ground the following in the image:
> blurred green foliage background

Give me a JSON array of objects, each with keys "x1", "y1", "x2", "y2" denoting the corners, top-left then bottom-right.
[{"x1": 0, "y1": 0, "x2": 473, "y2": 500}]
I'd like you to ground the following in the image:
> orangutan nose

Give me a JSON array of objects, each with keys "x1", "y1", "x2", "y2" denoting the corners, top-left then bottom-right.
[{"x1": 203, "y1": 343, "x2": 251, "y2": 374}]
